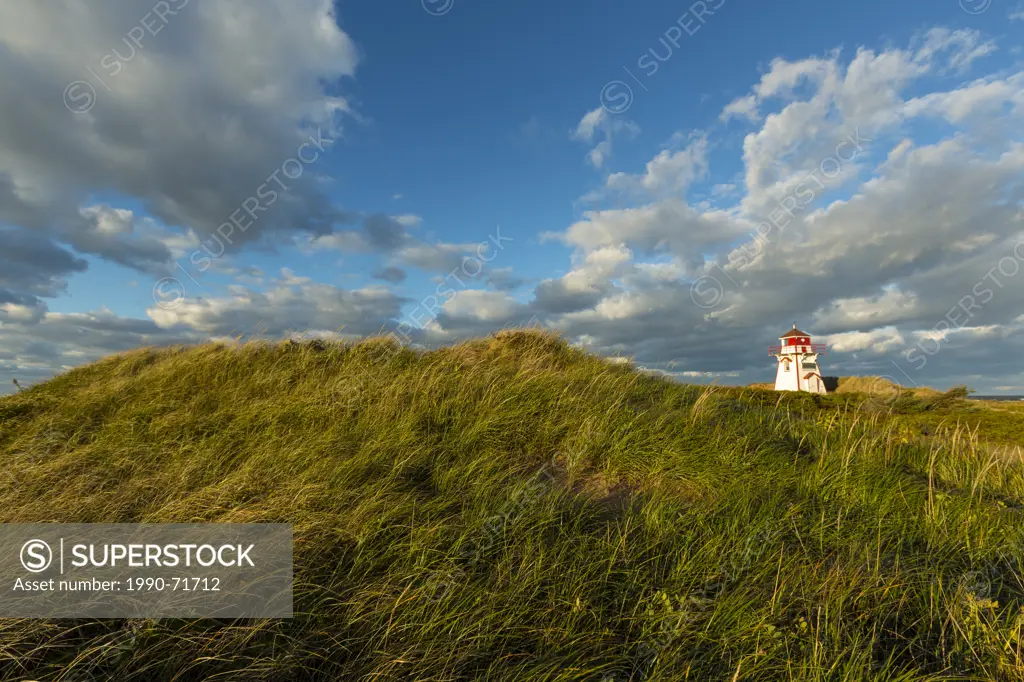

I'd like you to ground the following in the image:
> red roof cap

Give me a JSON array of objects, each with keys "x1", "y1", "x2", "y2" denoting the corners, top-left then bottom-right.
[{"x1": 780, "y1": 322, "x2": 811, "y2": 339}]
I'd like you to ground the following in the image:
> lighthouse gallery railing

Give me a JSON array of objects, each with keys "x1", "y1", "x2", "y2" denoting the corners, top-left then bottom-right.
[{"x1": 768, "y1": 344, "x2": 827, "y2": 355}]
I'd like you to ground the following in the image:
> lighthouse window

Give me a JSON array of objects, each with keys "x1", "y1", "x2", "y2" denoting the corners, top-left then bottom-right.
[{"x1": 802, "y1": 363, "x2": 817, "y2": 370}]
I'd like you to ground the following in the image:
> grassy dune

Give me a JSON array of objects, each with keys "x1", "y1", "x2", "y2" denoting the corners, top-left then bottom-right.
[
  {"x1": 2, "y1": 330, "x2": 1024, "y2": 680},
  {"x1": 748, "y1": 376, "x2": 940, "y2": 398}
]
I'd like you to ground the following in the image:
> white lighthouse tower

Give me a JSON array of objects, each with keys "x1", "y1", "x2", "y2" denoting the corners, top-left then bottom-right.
[{"x1": 770, "y1": 323, "x2": 827, "y2": 393}]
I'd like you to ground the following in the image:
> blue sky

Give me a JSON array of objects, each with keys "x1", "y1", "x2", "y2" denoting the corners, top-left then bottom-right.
[{"x1": 1, "y1": 0, "x2": 1023, "y2": 394}]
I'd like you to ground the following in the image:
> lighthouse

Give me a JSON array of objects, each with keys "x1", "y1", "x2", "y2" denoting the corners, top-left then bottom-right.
[{"x1": 769, "y1": 323, "x2": 827, "y2": 393}]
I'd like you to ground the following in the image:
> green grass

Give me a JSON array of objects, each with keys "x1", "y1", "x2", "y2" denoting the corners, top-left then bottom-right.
[{"x1": 2, "y1": 330, "x2": 1024, "y2": 680}]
